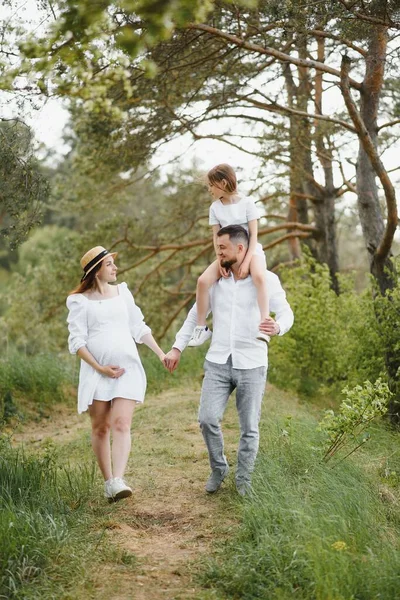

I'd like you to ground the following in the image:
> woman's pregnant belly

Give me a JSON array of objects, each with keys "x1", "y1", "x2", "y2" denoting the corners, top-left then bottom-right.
[{"x1": 87, "y1": 328, "x2": 139, "y2": 368}]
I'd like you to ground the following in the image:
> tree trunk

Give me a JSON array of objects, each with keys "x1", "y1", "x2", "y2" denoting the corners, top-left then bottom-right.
[
  {"x1": 283, "y1": 62, "x2": 308, "y2": 260},
  {"x1": 355, "y1": 24, "x2": 399, "y2": 424},
  {"x1": 286, "y1": 34, "x2": 340, "y2": 287}
]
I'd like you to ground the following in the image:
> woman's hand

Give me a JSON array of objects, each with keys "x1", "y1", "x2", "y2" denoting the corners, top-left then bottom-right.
[
  {"x1": 158, "y1": 352, "x2": 166, "y2": 364},
  {"x1": 98, "y1": 365, "x2": 126, "y2": 378},
  {"x1": 238, "y1": 262, "x2": 250, "y2": 279},
  {"x1": 219, "y1": 264, "x2": 231, "y2": 278},
  {"x1": 163, "y1": 348, "x2": 181, "y2": 373}
]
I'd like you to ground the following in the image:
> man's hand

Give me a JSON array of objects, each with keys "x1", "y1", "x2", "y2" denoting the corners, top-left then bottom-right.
[
  {"x1": 259, "y1": 317, "x2": 280, "y2": 337},
  {"x1": 163, "y1": 348, "x2": 181, "y2": 373}
]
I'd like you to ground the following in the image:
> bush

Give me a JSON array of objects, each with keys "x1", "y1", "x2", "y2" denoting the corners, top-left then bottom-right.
[{"x1": 268, "y1": 254, "x2": 386, "y2": 398}]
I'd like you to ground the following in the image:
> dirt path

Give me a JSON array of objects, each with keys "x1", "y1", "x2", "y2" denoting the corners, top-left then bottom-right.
[{"x1": 14, "y1": 385, "x2": 253, "y2": 599}]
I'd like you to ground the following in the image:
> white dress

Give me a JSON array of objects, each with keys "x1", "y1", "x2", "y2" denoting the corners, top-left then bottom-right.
[
  {"x1": 209, "y1": 196, "x2": 266, "y2": 263},
  {"x1": 66, "y1": 282, "x2": 150, "y2": 414}
]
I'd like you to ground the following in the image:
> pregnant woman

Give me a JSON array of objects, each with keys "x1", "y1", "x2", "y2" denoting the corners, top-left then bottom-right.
[{"x1": 66, "y1": 246, "x2": 165, "y2": 501}]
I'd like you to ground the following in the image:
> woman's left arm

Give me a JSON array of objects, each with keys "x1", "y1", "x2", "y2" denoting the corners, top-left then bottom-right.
[
  {"x1": 140, "y1": 333, "x2": 165, "y2": 363},
  {"x1": 121, "y1": 283, "x2": 165, "y2": 361}
]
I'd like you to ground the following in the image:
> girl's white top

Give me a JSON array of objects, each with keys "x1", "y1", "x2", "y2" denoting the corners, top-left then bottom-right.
[
  {"x1": 66, "y1": 282, "x2": 150, "y2": 414},
  {"x1": 209, "y1": 196, "x2": 265, "y2": 260}
]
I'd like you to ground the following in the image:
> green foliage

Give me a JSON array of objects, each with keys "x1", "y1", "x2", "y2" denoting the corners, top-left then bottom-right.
[
  {"x1": 1, "y1": 164, "x2": 213, "y2": 351},
  {"x1": 319, "y1": 379, "x2": 391, "y2": 462},
  {"x1": 201, "y1": 409, "x2": 400, "y2": 599},
  {"x1": 0, "y1": 436, "x2": 97, "y2": 598},
  {"x1": 0, "y1": 352, "x2": 72, "y2": 410},
  {"x1": 2, "y1": 0, "x2": 256, "y2": 113},
  {"x1": 374, "y1": 271, "x2": 400, "y2": 418},
  {"x1": 268, "y1": 253, "x2": 386, "y2": 397},
  {"x1": 0, "y1": 122, "x2": 49, "y2": 249}
]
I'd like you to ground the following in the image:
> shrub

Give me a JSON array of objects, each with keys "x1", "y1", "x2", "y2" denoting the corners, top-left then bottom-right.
[{"x1": 268, "y1": 254, "x2": 385, "y2": 397}]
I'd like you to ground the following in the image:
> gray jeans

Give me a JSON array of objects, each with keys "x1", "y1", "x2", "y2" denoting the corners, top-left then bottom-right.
[{"x1": 198, "y1": 355, "x2": 267, "y2": 484}]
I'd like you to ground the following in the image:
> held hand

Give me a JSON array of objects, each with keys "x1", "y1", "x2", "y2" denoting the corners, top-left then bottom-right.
[
  {"x1": 99, "y1": 365, "x2": 126, "y2": 378},
  {"x1": 163, "y1": 348, "x2": 181, "y2": 373},
  {"x1": 158, "y1": 352, "x2": 166, "y2": 364},
  {"x1": 219, "y1": 264, "x2": 231, "y2": 279},
  {"x1": 237, "y1": 263, "x2": 250, "y2": 280},
  {"x1": 259, "y1": 317, "x2": 280, "y2": 337}
]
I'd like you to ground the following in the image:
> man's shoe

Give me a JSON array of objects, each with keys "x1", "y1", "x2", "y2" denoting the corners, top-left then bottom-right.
[
  {"x1": 205, "y1": 465, "x2": 229, "y2": 493},
  {"x1": 108, "y1": 477, "x2": 133, "y2": 501},
  {"x1": 256, "y1": 331, "x2": 270, "y2": 343},
  {"x1": 188, "y1": 326, "x2": 212, "y2": 347},
  {"x1": 236, "y1": 480, "x2": 252, "y2": 497}
]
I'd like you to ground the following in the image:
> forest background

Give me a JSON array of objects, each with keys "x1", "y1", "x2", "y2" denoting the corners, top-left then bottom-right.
[
  {"x1": 1, "y1": 1, "x2": 400, "y2": 597},
  {"x1": 1, "y1": 0, "x2": 400, "y2": 416}
]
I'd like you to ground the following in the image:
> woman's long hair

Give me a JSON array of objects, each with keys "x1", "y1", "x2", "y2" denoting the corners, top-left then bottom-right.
[{"x1": 69, "y1": 262, "x2": 102, "y2": 295}]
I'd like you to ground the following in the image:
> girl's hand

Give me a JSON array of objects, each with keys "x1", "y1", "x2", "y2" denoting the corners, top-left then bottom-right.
[
  {"x1": 219, "y1": 264, "x2": 230, "y2": 278},
  {"x1": 158, "y1": 352, "x2": 166, "y2": 364},
  {"x1": 238, "y1": 263, "x2": 250, "y2": 279},
  {"x1": 98, "y1": 365, "x2": 125, "y2": 378}
]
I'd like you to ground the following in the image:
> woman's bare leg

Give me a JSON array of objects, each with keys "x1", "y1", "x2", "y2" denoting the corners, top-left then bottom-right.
[
  {"x1": 196, "y1": 260, "x2": 222, "y2": 326},
  {"x1": 250, "y1": 255, "x2": 269, "y2": 321},
  {"x1": 110, "y1": 398, "x2": 136, "y2": 479},
  {"x1": 89, "y1": 400, "x2": 112, "y2": 480}
]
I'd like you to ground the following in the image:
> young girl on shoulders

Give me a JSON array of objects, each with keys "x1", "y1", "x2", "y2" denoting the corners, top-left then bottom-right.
[{"x1": 188, "y1": 163, "x2": 270, "y2": 347}]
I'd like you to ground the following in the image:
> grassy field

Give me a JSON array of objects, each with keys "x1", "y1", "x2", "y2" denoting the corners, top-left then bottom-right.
[{"x1": 1, "y1": 350, "x2": 399, "y2": 599}]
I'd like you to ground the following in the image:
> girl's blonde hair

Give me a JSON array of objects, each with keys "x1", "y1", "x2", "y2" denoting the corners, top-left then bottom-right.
[{"x1": 207, "y1": 164, "x2": 237, "y2": 193}]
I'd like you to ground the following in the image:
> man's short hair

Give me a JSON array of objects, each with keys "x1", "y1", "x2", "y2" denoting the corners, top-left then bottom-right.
[{"x1": 217, "y1": 225, "x2": 249, "y2": 247}]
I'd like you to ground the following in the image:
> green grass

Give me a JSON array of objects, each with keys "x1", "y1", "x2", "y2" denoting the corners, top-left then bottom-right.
[
  {"x1": 0, "y1": 435, "x2": 106, "y2": 599},
  {"x1": 0, "y1": 342, "x2": 204, "y2": 421},
  {"x1": 201, "y1": 405, "x2": 400, "y2": 600},
  {"x1": 140, "y1": 341, "x2": 206, "y2": 395},
  {"x1": 0, "y1": 352, "x2": 73, "y2": 420}
]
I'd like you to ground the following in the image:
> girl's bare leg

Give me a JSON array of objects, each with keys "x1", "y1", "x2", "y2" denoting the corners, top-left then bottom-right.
[
  {"x1": 89, "y1": 400, "x2": 112, "y2": 480},
  {"x1": 249, "y1": 255, "x2": 269, "y2": 321},
  {"x1": 110, "y1": 398, "x2": 136, "y2": 479},
  {"x1": 196, "y1": 260, "x2": 222, "y2": 326}
]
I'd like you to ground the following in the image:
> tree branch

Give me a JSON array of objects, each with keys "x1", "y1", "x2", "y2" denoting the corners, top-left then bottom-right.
[
  {"x1": 263, "y1": 231, "x2": 312, "y2": 250},
  {"x1": 241, "y1": 94, "x2": 357, "y2": 133},
  {"x1": 186, "y1": 23, "x2": 362, "y2": 90},
  {"x1": 377, "y1": 118, "x2": 400, "y2": 131},
  {"x1": 308, "y1": 29, "x2": 367, "y2": 56},
  {"x1": 340, "y1": 55, "x2": 398, "y2": 261},
  {"x1": 337, "y1": 0, "x2": 400, "y2": 29},
  {"x1": 158, "y1": 293, "x2": 196, "y2": 340}
]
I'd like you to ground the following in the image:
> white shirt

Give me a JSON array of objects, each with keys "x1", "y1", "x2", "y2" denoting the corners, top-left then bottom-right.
[
  {"x1": 209, "y1": 196, "x2": 265, "y2": 260},
  {"x1": 209, "y1": 196, "x2": 260, "y2": 231},
  {"x1": 173, "y1": 271, "x2": 294, "y2": 369}
]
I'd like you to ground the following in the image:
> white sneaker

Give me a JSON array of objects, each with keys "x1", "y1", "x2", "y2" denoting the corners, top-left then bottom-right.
[
  {"x1": 188, "y1": 326, "x2": 212, "y2": 347},
  {"x1": 104, "y1": 478, "x2": 113, "y2": 500},
  {"x1": 107, "y1": 477, "x2": 132, "y2": 501},
  {"x1": 256, "y1": 331, "x2": 271, "y2": 343}
]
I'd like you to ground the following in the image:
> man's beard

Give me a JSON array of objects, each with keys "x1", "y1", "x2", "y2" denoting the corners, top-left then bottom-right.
[{"x1": 220, "y1": 258, "x2": 236, "y2": 270}]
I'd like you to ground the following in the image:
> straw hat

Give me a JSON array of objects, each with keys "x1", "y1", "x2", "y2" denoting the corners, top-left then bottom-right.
[{"x1": 80, "y1": 246, "x2": 118, "y2": 281}]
